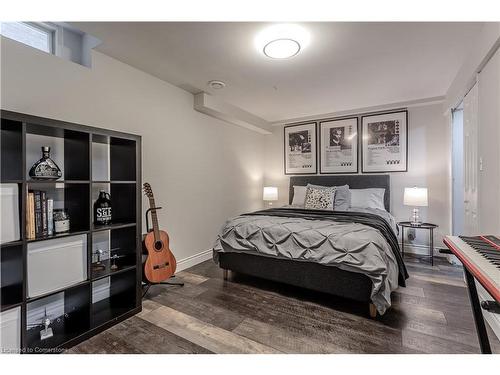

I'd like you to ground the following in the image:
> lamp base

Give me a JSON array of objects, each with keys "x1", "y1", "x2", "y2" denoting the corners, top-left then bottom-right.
[{"x1": 410, "y1": 208, "x2": 422, "y2": 226}]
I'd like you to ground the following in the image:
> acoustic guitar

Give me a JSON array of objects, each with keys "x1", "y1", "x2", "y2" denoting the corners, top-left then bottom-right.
[{"x1": 142, "y1": 183, "x2": 177, "y2": 283}]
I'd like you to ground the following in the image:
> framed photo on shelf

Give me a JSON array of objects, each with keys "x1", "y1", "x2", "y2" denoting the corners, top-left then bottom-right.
[
  {"x1": 284, "y1": 122, "x2": 317, "y2": 175},
  {"x1": 361, "y1": 110, "x2": 408, "y2": 173},
  {"x1": 319, "y1": 117, "x2": 358, "y2": 174}
]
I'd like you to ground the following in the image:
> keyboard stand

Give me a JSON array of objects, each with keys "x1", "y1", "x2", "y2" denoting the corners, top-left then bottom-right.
[{"x1": 464, "y1": 268, "x2": 492, "y2": 354}]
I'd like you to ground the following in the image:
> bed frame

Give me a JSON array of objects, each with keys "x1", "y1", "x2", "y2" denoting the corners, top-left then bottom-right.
[{"x1": 218, "y1": 174, "x2": 391, "y2": 318}]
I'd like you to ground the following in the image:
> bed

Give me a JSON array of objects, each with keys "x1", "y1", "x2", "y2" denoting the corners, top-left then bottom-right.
[{"x1": 212, "y1": 175, "x2": 408, "y2": 317}]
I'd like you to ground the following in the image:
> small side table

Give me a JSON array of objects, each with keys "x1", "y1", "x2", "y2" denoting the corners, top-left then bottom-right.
[{"x1": 398, "y1": 222, "x2": 438, "y2": 266}]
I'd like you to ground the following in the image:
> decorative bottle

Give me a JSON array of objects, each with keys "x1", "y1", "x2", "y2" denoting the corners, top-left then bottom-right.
[
  {"x1": 94, "y1": 190, "x2": 112, "y2": 226},
  {"x1": 29, "y1": 146, "x2": 62, "y2": 180},
  {"x1": 53, "y1": 209, "x2": 70, "y2": 234}
]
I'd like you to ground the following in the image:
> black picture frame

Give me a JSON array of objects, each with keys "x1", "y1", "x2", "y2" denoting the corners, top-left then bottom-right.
[
  {"x1": 283, "y1": 122, "x2": 317, "y2": 175},
  {"x1": 319, "y1": 117, "x2": 359, "y2": 174},
  {"x1": 361, "y1": 110, "x2": 408, "y2": 173}
]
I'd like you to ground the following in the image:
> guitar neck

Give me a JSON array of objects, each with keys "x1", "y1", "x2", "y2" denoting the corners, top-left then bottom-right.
[{"x1": 148, "y1": 196, "x2": 161, "y2": 241}]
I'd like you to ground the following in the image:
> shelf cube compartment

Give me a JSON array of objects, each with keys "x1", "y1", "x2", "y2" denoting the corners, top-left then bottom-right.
[
  {"x1": 26, "y1": 284, "x2": 90, "y2": 352},
  {"x1": 0, "y1": 183, "x2": 21, "y2": 244},
  {"x1": 110, "y1": 137, "x2": 136, "y2": 181},
  {"x1": 27, "y1": 182, "x2": 90, "y2": 238},
  {"x1": 109, "y1": 183, "x2": 136, "y2": 225},
  {"x1": 1, "y1": 119, "x2": 23, "y2": 182},
  {"x1": 26, "y1": 123, "x2": 89, "y2": 181},
  {"x1": 91, "y1": 226, "x2": 138, "y2": 280},
  {"x1": 27, "y1": 234, "x2": 88, "y2": 298},
  {"x1": 0, "y1": 245, "x2": 23, "y2": 308},
  {"x1": 92, "y1": 268, "x2": 137, "y2": 328},
  {"x1": 91, "y1": 135, "x2": 110, "y2": 182},
  {"x1": 0, "y1": 306, "x2": 21, "y2": 354}
]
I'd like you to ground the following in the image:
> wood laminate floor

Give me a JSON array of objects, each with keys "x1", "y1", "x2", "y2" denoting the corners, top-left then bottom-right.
[{"x1": 68, "y1": 255, "x2": 500, "y2": 354}]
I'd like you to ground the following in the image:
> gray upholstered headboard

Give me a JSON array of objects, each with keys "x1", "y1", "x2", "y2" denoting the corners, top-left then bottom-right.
[{"x1": 289, "y1": 175, "x2": 391, "y2": 211}]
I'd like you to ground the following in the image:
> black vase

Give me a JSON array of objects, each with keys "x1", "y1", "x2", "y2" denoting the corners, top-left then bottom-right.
[
  {"x1": 94, "y1": 190, "x2": 112, "y2": 226},
  {"x1": 29, "y1": 146, "x2": 62, "y2": 180}
]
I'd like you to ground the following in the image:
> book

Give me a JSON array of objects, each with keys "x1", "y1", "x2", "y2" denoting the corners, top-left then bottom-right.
[
  {"x1": 26, "y1": 190, "x2": 30, "y2": 238},
  {"x1": 27, "y1": 192, "x2": 35, "y2": 239},
  {"x1": 34, "y1": 191, "x2": 42, "y2": 237},
  {"x1": 47, "y1": 198, "x2": 54, "y2": 236},
  {"x1": 41, "y1": 191, "x2": 48, "y2": 236}
]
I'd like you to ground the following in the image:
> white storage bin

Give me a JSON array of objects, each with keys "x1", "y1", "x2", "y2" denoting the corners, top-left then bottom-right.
[
  {"x1": 28, "y1": 234, "x2": 87, "y2": 298},
  {"x1": 0, "y1": 306, "x2": 21, "y2": 354},
  {"x1": 0, "y1": 184, "x2": 20, "y2": 244}
]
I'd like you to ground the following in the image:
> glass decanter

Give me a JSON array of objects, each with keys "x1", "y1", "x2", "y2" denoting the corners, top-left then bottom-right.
[{"x1": 29, "y1": 146, "x2": 62, "y2": 180}]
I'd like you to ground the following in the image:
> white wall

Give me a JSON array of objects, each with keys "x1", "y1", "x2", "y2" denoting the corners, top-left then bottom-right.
[
  {"x1": 263, "y1": 103, "x2": 451, "y2": 251},
  {"x1": 445, "y1": 23, "x2": 500, "y2": 111},
  {"x1": 1, "y1": 37, "x2": 265, "y2": 269},
  {"x1": 478, "y1": 47, "x2": 500, "y2": 234}
]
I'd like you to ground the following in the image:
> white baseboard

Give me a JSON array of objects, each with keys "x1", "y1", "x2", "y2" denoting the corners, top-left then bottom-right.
[
  {"x1": 399, "y1": 242, "x2": 460, "y2": 265},
  {"x1": 399, "y1": 242, "x2": 446, "y2": 256},
  {"x1": 176, "y1": 245, "x2": 460, "y2": 272},
  {"x1": 176, "y1": 249, "x2": 213, "y2": 272}
]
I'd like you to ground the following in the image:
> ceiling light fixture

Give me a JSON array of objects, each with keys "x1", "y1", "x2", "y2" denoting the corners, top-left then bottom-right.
[
  {"x1": 255, "y1": 24, "x2": 310, "y2": 59},
  {"x1": 263, "y1": 39, "x2": 300, "y2": 59},
  {"x1": 207, "y1": 80, "x2": 226, "y2": 89}
]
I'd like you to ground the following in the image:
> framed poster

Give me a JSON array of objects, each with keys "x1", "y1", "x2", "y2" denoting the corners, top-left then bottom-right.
[
  {"x1": 319, "y1": 117, "x2": 358, "y2": 174},
  {"x1": 284, "y1": 122, "x2": 317, "y2": 175},
  {"x1": 361, "y1": 110, "x2": 408, "y2": 173}
]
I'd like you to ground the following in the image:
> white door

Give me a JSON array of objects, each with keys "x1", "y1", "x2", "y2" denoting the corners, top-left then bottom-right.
[
  {"x1": 477, "y1": 47, "x2": 500, "y2": 234},
  {"x1": 451, "y1": 107, "x2": 464, "y2": 235},
  {"x1": 462, "y1": 83, "x2": 479, "y2": 235}
]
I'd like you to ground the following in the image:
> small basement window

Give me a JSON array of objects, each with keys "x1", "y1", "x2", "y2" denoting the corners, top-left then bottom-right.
[
  {"x1": 1, "y1": 22, "x2": 101, "y2": 68},
  {"x1": 0, "y1": 22, "x2": 54, "y2": 54}
]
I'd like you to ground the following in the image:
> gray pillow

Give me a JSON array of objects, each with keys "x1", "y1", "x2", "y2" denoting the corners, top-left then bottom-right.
[
  {"x1": 332, "y1": 184, "x2": 350, "y2": 211},
  {"x1": 307, "y1": 184, "x2": 350, "y2": 211}
]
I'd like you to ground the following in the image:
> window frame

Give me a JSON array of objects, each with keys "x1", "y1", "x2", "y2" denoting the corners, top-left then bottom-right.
[{"x1": 1, "y1": 22, "x2": 57, "y2": 54}]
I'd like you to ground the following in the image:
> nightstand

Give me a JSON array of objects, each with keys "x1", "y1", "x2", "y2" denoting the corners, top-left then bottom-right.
[{"x1": 398, "y1": 222, "x2": 438, "y2": 266}]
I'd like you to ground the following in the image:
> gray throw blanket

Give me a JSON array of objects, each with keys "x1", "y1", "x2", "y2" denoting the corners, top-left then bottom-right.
[{"x1": 213, "y1": 208, "x2": 408, "y2": 314}]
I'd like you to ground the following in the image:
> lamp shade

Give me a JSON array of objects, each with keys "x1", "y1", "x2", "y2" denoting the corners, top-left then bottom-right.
[
  {"x1": 263, "y1": 186, "x2": 278, "y2": 201},
  {"x1": 403, "y1": 187, "x2": 428, "y2": 207}
]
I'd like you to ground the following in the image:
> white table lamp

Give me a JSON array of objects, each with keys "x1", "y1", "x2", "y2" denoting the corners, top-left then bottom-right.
[
  {"x1": 404, "y1": 187, "x2": 428, "y2": 226},
  {"x1": 263, "y1": 186, "x2": 278, "y2": 207}
]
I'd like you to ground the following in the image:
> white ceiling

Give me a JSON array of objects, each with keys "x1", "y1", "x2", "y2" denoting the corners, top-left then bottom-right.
[{"x1": 73, "y1": 22, "x2": 482, "y2": 122}]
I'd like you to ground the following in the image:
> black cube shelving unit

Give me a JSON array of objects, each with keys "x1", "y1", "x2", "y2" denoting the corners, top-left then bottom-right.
[{"x1": 0, "y1": 110, "x2": 142, "y2": 353}]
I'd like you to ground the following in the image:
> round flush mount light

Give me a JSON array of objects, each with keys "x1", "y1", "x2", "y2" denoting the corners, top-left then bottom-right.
[
  {"x1": 207, "y1": 80, "x2": 226, "y2": 89},
  {"x1": 255, "y1": 24, "x2": 310, "y2": 59},
  {"x1": 263, "y1": 39, "x2": 300, "y2": 59}
]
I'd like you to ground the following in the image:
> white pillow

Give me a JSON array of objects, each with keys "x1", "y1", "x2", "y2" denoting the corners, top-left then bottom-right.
[
  {"x1": 291, "y1": 185, "x2": 307, "y2": 206},
  {"x1": 350, "y1": 188, "x2": 386, "y2": 211}
]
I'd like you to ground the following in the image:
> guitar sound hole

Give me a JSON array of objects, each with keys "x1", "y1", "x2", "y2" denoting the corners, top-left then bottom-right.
[{"x1": 154, "y1": 241, "x2": 163, "y2": 250}]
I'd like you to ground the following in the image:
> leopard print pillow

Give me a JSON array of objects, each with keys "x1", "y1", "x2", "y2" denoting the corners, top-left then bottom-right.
[{"x1": 304, "y1": 186, "x2": 336, "y2": 210}]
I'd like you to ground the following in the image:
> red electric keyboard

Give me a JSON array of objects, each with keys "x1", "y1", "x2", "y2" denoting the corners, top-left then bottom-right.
[{"x1": 443, "y1": 235, "x2": 500, "y2": 354}]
